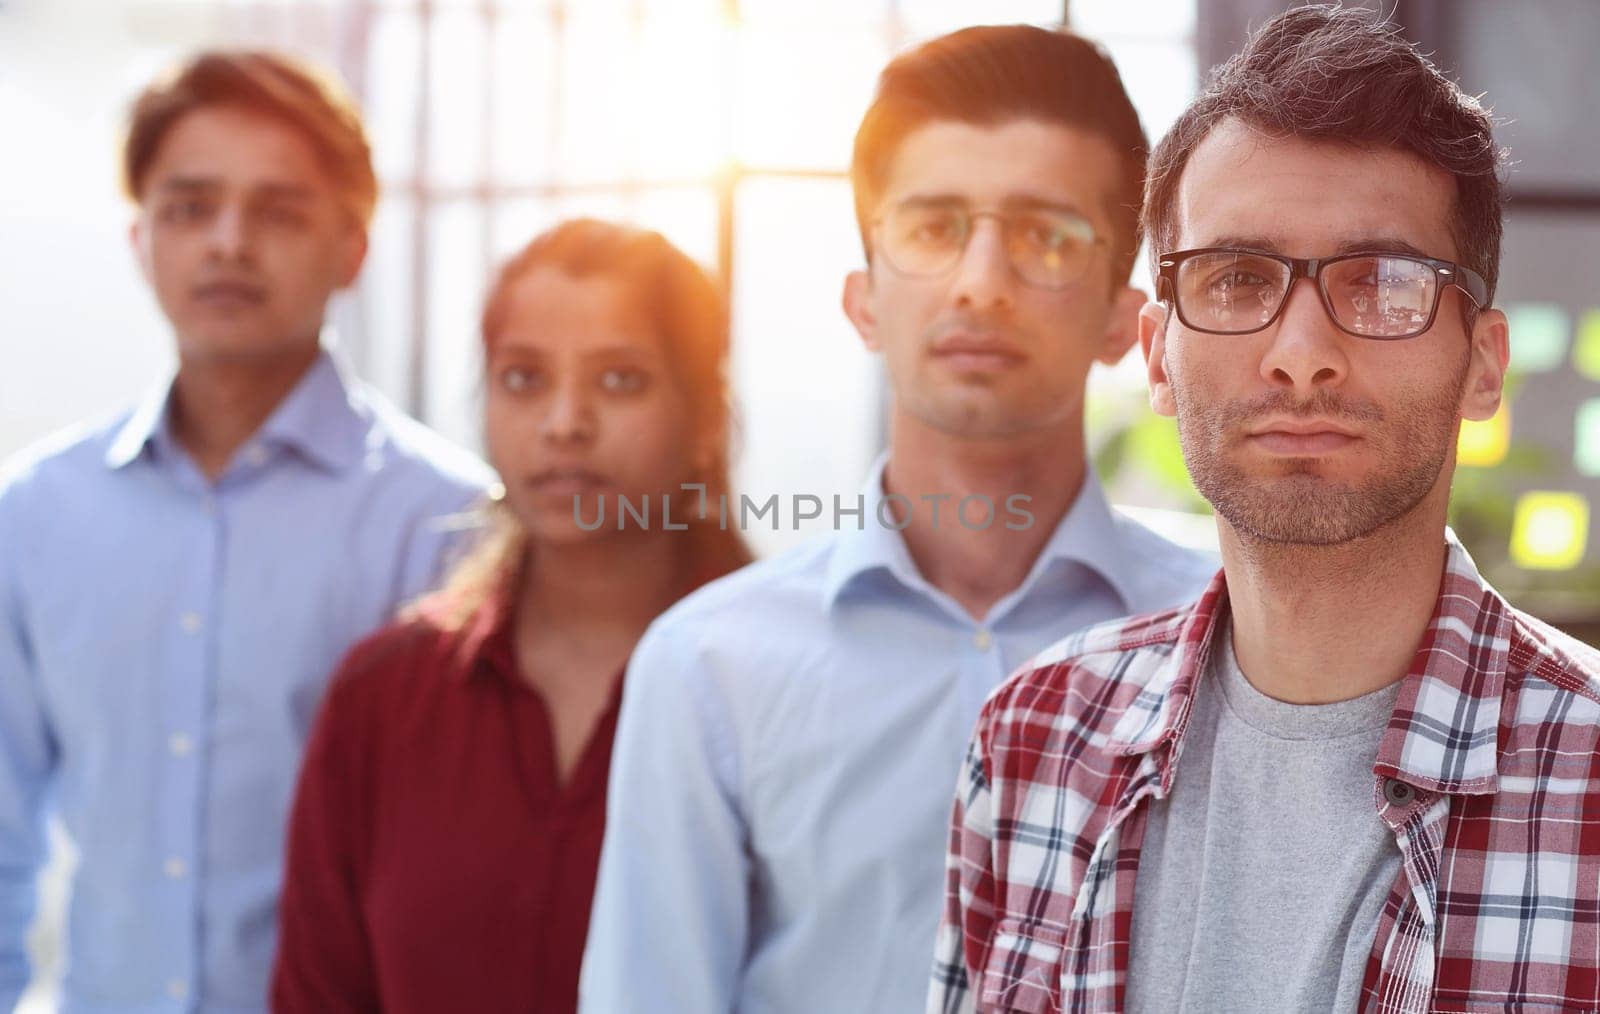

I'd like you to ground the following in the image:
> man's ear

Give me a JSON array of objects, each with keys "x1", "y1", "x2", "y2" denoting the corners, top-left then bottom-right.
[
  {"x1": 335, "y1": 225, "x2": 369, "y2": 290},
  {"x1": 842, "y1": 268, "x2": 880, "y2": 352},
  {"x1": 1095, "y1": 286, "x2": 1148, "y2": 366},
  {"x1": 129, "y1": 215, "x2": 154, "y2": 286},
  {"x1": 1460, "y1": 306, "x2": 1510, "y2": 422},
  {"x1": 1139, "y1": 300, "x2": 1177, "y2": 418}
]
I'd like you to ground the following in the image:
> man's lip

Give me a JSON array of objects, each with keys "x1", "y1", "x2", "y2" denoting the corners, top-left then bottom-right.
[
  {"x1": 192, "y1": 282, "x2": 267, "y2": 304},
  {"x1": 930, "y1": 333, "x2": 1026, "y2": 367},
  {"x1": 1247, "y1": 418, "x2": 1361, "y2": 438},
  {"x1": 1248, "y1": 430, "x2": 1360, "y2": 455}
]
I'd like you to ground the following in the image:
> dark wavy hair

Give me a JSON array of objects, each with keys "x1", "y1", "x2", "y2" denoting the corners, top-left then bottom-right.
[{"x1": 1144, "y1": 4, "x2": 1507, "y2": 302}]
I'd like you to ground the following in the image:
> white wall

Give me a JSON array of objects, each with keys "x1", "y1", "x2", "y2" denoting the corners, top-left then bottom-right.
[{"x1": 0, "y1": 2, "x2": 248, "y2": 459}]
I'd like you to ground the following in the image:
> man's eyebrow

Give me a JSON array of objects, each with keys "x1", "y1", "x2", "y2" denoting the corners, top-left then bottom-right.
[
  {"x1": 1000, "y1": 195, "x2": 1090, "y2": 218},
  {"x1": 156, "y1": 177, "x2": 222, "y2": 194},
  {"x1": 1332, "y1": 237, "x2": 1434, "y2": 258},
  {"x1": 153, "y1": 179, "x2": 318, "y2": 202},
  {"x1": 894, "y1": 193, "x2": 967, "y2": 209},
  {"x1": 895, "y1": 193, "x2": 1088, "y2": 217},
  {"x1": 1193, "y1": 236, "x2": 1439, "y2": 259},
  {"x1": 1202, "y1": 236, "x2": 1283, "y2": 253},
  {"x1": 890, "y1": 193, "x2": 1100, "y2": 233},
  {"x1": 252, "y1": 183, "x2": 317, "y2": 203}
]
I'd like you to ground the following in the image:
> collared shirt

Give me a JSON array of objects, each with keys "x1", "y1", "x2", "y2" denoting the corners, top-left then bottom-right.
[
  {"x1": 580, "y1": 459, "x2": 1217, "y2": 1014},
  {"x1": 0, "y1": 351, "x2": 491, "y2": 1013},
  {"x1": 931, "y1": 534, "x2": 1600, "y2": 1014},
  {"x1": 273, "y1": 582, "x2": 624, "y2": 1014}
]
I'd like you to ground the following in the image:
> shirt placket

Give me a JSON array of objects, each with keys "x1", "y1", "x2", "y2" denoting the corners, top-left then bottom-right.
[
  {"x1": 960, "y1": 621, "x2": 1010, "y2": 727},
  {"x1": 154, "y1": 478, "x2": 222, "y2": 1010},
  {"x1": 1064, "y1": 758, "x2": 1162, "y2": 1013},
  {"x1": 1366, "y1": 789, "x2": 1449, "y2": 1014}
]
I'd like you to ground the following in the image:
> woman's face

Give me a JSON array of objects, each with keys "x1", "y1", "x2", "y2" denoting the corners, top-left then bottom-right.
[{"x1": 485, "y1": 267, "x2": 701, "y2": 545}]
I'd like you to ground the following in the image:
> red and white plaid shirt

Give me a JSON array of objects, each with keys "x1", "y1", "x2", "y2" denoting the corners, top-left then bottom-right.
[{"x1": 931, "y1": 536, "x2": 1600, "y2": 1014}]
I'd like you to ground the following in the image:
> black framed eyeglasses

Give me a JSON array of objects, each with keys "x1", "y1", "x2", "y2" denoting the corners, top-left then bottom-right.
[
  {"x1": 1155, "y1": 247, "x2": 1489, "y2": 340},
  {"x1": 872, "y1": 200, "x2": 1107, "y2": 290}
]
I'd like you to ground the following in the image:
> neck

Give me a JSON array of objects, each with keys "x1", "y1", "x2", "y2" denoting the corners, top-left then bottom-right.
[
  {"x1": 1219, "y1": 491, "x2": 1449, "y2": 705},
  {"x1": 169, "y1": 342, "x2": 320, "y2": 480},
  {"x1": 886, "y1": 413, "x2": 1088, "y2": 621},
  {"x1": 515, "y1": 531, "x2": 687, "y2": 642}
]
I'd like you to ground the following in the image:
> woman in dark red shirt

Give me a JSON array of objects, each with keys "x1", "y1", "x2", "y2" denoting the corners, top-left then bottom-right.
[{"x1": 272, "y1": 219, "x2": 752, "y2": 1013}]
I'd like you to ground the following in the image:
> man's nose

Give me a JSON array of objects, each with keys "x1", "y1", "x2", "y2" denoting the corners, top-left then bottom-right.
[
  {"x1": 1258, "y1": 279, "x2": 1351, "y2": 393},
  {"x1": 206, "y1": 205, "x2": 251, "y2": 263},
  {"x1": 949, "y1": 216, "x2": 1017, "y2": 313}
]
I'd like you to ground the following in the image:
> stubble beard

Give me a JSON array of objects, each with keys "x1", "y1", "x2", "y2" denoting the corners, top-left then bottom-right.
[{"x1": 1175, "y1": 356, "x2": 1468, "y2": 547}]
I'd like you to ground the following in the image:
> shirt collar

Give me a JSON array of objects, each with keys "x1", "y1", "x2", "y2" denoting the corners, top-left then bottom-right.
[
  {"x1": 1104, "y1": 569, "x2": 1229, "y2": 760},
  {"x1": 104, "y1": 380, "x2": 175, "y2": 470},
  {"x1": 820, "y1": 454, "x2": 923, "y2": 609},
  {"x1": 820, "y1": 452, "x2": 1145, "y2": 614},
  {"x1": 103, "y1": 349, "x2": 370, "y2": 474},
  {"x1": 1108, "y1": 532, "x2": 1509, "y2": 798},
  {"x1": 1372, "y1": 533, "x2": 1509, "y2": 796},
  {"x1": 437, "y1": 554, "x2": 725, "y2": 686}
]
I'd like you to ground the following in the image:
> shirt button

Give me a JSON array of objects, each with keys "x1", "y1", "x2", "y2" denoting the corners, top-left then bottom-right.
[
  {"x1": 246, "y1": 444, "x2": 269, "y2": 467},
  {"x1": 200, "y1": 494, "x2": 216, "y2": 515},
  {"x1": 168, "y1": 734, "x2": 193, "y2": 757},
  {"x1": 1383, "y1": 778, "x2": 1415, "y2": 807},
  {"x1": 973, "y1": 628, "x2": 994, "y2": 651},
  {"x1": 180, "y1": 612, "x2": 201, "y2": 634},
  {"x1": 167, "y1": 978, "x2": 188, "y2": 999},
  {"x1": 164, "y1": 858, "x2": 187, "y2": 879}
]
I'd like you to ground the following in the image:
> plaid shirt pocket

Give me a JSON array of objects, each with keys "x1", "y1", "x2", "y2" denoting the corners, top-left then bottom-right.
[{"x1": 978, "y1": 918, "x2": 1067, "y2": 1013}]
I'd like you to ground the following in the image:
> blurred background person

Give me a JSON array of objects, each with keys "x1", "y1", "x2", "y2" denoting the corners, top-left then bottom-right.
[
  {"x1": 0, "y1": 51, "x2": 489, "y2": 1013},
  {"x1": 271, "y1": 218, "x2": 752, "y2": 1014},
  {"x1": 581, "y1": 25, "x2": 1217, "y2": 1014}
]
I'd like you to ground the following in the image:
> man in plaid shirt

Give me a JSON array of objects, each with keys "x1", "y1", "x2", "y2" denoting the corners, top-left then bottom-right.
[{"x1": 931, "y1": 7, "x2": 1600, "y2": 1014}]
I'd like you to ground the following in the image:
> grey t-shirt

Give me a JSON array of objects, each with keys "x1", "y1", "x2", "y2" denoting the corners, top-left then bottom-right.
[{"x1": 1125, "y1": 623, "x2": 1405, "y2": 1014}]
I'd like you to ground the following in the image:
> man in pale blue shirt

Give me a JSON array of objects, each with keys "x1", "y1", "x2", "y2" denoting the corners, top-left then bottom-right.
[
  {"x1": 581, "y1": 26, "x2": 1217, "y2": 1014},
  {"x1": 0, "y1": 52, "x2": 490, "y2": 1011}
]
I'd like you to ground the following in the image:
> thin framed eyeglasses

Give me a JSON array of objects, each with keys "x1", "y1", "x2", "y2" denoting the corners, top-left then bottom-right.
[
  {"x1": 1155, "y1": 247, "x2": 1489, "y2": 340},
  {"x1": 872, "y1": 199, "x2": 1106, "y2": 290}
]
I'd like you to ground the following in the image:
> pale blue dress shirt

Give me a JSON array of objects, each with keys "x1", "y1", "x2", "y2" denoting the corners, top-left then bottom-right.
[
  {"x1": 0, "y1": 351, "x2": 492, "y2": 1013},
  {"x1": 580, "y1": 460, "x2": 1218, "y2": 1014}
]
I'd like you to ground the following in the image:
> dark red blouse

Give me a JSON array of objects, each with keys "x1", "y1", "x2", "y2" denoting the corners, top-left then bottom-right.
[{"x1": 272, "y1": 589, "x2": 623, "y2": 1014}]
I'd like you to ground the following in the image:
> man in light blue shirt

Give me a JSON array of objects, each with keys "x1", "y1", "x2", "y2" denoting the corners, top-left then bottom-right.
[
  {"x1": 0, "y1": 52, "x2": 489, "y2": 1011},
  {"x1": 581, "y1": 26, "x2": 1217, "y2": 1014}
]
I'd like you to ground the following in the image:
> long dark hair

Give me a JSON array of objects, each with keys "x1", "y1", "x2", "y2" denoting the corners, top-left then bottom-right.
[{"x1": 429, "y1": 219, "x2": 753, "y2": 628}]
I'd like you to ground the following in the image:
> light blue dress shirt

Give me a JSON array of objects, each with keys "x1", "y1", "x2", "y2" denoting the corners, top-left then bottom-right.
[
  {"x1": 580, "y1": 460, "x2": 1218, "y2": 1014},
  {"x1": 0, "y1": 351, "x2": 492, "y2": 1013}
]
